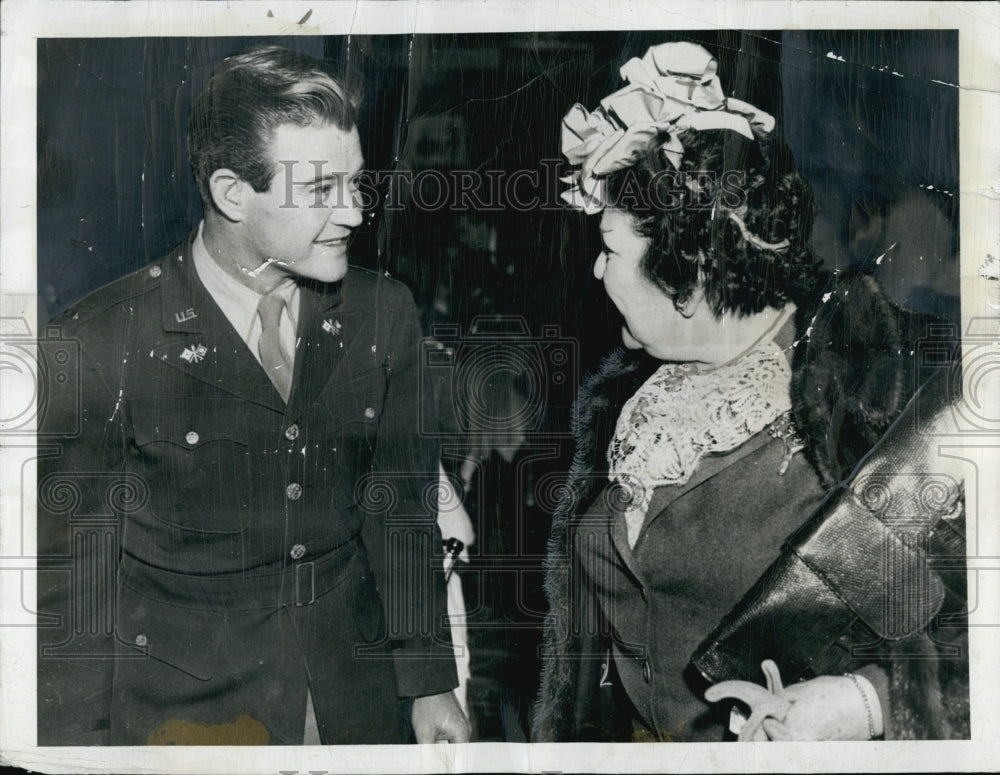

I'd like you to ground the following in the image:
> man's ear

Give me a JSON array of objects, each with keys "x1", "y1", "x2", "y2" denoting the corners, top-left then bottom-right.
[{"x1": 208, "y1": 169, "x2": 250, "y2": 222}]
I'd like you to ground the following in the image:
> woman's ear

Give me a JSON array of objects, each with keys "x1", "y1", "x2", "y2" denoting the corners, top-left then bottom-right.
[
  {"x1": 207, "y1": 169, "x2": 249, "y2": 222},
  {"x1": 674, "y1": 283, "x2": 706, "y2": 319}
]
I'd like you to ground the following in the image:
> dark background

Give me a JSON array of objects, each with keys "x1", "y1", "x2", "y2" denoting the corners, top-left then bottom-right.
[{"x1": 36, "y1": 30, "x2": 960, "y2": 740}]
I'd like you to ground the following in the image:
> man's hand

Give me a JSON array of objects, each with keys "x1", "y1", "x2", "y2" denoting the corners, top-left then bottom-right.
[{"x1": 411, "y1": 691, "x2": 470, "y2": 743}]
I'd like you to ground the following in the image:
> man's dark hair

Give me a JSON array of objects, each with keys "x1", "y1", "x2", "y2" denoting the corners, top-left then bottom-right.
[
  {"x1": 188, "y1": 46, "x2": 358, "y2": 209},
  {"x1": 605, "y1": 127, "x2": 826, "y2": 317}
]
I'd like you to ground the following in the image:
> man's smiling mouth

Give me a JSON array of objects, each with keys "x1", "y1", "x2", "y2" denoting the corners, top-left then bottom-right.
[{"x1": 314, "y1": 236, "x2": 349, "y2": 246}]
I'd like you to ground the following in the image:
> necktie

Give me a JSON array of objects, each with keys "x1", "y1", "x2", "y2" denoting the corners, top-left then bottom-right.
[{"x1": 257, "y1": 291, "x2": 293, "y2": 402}]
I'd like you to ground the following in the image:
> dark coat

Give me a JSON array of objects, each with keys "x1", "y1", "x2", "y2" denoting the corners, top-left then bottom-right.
[
  {"x1": 37, "y1": 235, "x2": 457, "y2": 745},
  {"x1": 532, "y1": 268, "x2": 969, "y2": 741}
]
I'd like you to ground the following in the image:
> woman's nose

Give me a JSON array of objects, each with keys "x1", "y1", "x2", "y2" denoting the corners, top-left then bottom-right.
[{"x1": 593, "y1": 252, "x2": 607, "y2": 280}]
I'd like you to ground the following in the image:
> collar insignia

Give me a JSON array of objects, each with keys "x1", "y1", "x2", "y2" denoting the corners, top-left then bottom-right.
[{"x1": 180, "y1": 344, "x2": 208, "y2": 363}]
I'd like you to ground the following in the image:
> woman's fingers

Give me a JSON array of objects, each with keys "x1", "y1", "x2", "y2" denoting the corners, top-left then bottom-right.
[
  {"x1": 760, "y1": 659, "x2": 784, "y2": 695},
  {"x1": 762, "y1": 718, "x2": 793, "y2": 741},
  {"x1": 750, "y1": 723, "x2": 770, "y2": 742},
  {"x1": 704, "y1": 679, "x2": 773, "y2": 706}
]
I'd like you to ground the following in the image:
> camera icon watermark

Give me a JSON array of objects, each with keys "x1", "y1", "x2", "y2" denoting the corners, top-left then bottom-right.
[
  {"x1": 419, "y1": 316, "x2": 577, "y2": 442},
  {"x1": 0, "y1": 321, "x2": 81, "y2": 437},
  {"x1": 915, "y1": 318, "x2": 1000, "y2": 435}
]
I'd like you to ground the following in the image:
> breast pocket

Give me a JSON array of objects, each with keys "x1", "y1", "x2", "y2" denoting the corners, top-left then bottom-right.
[
  {"x1": 320, "y1": 369, "x2": 386, "y2": 508},
  {"x1": 129, "y1": 397, "x2": 252, "y2": 534},
  {"x1": 323, "y1": 367, "x2": 386, "y2": 438}
]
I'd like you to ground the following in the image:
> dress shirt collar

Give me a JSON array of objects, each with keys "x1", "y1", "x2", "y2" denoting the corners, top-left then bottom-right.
[{"x1": 190, "y1": 222, "x2": 299, "y2": 355}]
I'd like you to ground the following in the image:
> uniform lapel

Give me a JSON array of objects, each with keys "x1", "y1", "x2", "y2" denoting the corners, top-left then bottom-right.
[
  {"x1": 149, "y1": 238, "x2": 285, "y2": 413},
  {"x1": 285, "y1": 278, "x2": 363, "y2": 421}
]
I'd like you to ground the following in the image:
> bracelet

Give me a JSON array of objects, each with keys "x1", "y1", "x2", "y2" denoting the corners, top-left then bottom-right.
[{"x1": 844, "y1": 672, "x2": 878, "y2": 739}]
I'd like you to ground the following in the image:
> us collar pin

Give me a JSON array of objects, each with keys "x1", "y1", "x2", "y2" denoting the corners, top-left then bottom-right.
[
  {"x1": 180, "y1": 344, "x2": 208, "y2": 363},
  {"x1": 175, "y1": 307, "x2": 198, "y2": 324}
]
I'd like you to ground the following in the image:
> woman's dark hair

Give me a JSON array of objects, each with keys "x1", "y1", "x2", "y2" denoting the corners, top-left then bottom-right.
[
  {"x1": 605, "y1": 126, "x2": 826, "y2": 316},
  {"x1": 188, "y1": 46, "x2": 359, "y2": 210}
]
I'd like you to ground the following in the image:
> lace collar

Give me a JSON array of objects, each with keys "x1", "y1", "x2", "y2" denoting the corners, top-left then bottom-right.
[{"x1": 608, "y1": 336, "x2": 793, "y2": 548}]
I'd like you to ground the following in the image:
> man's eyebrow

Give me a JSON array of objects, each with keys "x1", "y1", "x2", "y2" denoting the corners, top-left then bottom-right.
[{"x1": 293, "y1": 169, "x2": 363, "y2": 186}]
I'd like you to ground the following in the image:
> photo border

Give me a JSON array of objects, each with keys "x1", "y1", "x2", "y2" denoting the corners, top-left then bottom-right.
[{"x1": 2, "y1": 2, "x2": 998, "y2": 772}]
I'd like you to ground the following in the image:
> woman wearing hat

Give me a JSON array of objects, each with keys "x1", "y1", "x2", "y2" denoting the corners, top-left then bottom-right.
[{"x1": 533, "y1": 42, "x2": 968, "y2": 743}]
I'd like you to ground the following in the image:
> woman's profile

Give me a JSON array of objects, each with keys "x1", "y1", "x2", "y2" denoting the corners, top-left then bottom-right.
[{"x1": 533, "y1": 41, "x2": 969, "y2": 743}]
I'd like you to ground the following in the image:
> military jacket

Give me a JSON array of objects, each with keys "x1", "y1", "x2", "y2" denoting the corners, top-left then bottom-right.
[{"x1": 37, "y1": 235, "x2": 457, "y2": 745}]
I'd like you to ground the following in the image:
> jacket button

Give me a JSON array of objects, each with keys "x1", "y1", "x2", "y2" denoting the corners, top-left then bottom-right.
[
  {"x1": 285, "y1": 423, "x2": 300, "y2": 441},
  {"x1": 364, "y1": 407, "x2": 375, "y2": 419},
  {"x1": 290, "y1": 544, "x2": 306, "y2": 560},
  {"x1": 286, "y1": 483, "x2": 303, "y2": 501},
  {"x1": 642, "y1": 659, "x2": 651, "y2": 683},
  {"x1": 185, "y1": 431, "x2": 199, "y2": 445},
  {"x1": 148, "y1": 265, "x2": 162, "y2": 278},
  {"x1": 135, "y1": 634, "x2": 148, "y2": 647}
]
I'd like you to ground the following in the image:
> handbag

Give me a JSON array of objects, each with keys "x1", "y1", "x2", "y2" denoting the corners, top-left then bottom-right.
[{"x1": 691, "y1": 370, "x2": 965, "y2": 685}]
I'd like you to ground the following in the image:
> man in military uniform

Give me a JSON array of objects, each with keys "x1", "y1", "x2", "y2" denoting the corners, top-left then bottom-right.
[{"x1": 37, "y1": 46, "x2": 467, "y2": 745}]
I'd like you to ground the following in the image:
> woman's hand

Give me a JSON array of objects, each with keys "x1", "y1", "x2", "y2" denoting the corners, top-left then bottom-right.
[
  {"x1": 757, "y1": 675, "x2": 877, "y2": 741},
  {"x1": 705, "y1": 660, "x2": 882, "y2": 741}
]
